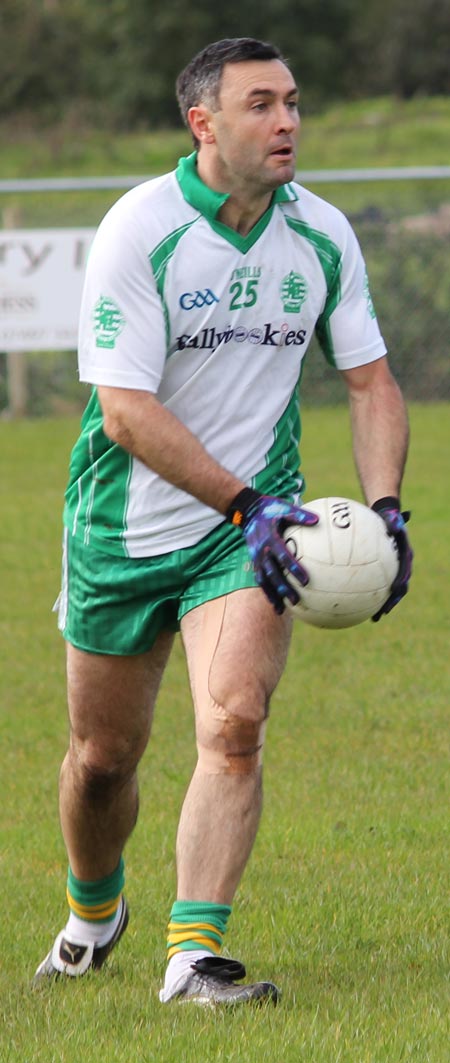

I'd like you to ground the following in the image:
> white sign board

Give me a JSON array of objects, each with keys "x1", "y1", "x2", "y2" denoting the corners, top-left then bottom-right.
[{"x1": 0, "y1": 228, "x2": 95, "y2": 352}]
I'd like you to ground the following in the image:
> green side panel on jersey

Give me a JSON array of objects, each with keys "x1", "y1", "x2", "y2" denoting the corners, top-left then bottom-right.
[
  {"x1": 252, "y1": 383, "x2": 305, "y2": 500},
  {"x1": 64, "y1": 389, "x2": 133, "y2": 557},
  {"x1": 285, "y1": 216, "x2": 342, "y2": 366},
  {"x1": 149, "y1": 220, "x2": 198, "y2": 345},
  {"x1": 150, "y1": 222, "x2": 198, "y2": 285}
]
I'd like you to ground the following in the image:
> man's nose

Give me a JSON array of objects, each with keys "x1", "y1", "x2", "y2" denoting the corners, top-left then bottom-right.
[{"x1": 274, "y1": 104, "x2": 298, "y2": 134}]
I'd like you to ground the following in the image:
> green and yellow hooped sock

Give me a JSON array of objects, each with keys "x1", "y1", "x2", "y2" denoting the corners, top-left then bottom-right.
[
  {"x1": 166, "y1": 900, "x2": 231, "y2": 961},
  {"x1": 66, "y1": 857, "x2": 125, "y2": 925}
]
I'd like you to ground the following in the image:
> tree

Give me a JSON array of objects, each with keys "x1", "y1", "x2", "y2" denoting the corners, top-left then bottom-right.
[
  {"x1": 387, "y1": 0, "x2": 450, "y2": 97},
  {"x1": 1, "y1": 0, "x2": 449, "y2": 128}
]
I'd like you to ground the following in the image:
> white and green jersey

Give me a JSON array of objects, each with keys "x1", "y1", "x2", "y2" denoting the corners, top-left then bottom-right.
[{"x1": 65, "y1": 152, "x2": 386, "y2": 557}]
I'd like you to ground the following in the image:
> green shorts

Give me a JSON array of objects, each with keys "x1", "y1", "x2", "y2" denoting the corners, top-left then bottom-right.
[{"x1": 57, "y1": 522, "x2": 258, "y2": 655}]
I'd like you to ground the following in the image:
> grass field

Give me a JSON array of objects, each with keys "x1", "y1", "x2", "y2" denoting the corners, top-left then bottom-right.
[
  {"x1": 0, "y1": 403, "x2": 448, "y2": 1062},
  {"x1": 2, "y1": 96, "x2": 450, "y2": 226}
]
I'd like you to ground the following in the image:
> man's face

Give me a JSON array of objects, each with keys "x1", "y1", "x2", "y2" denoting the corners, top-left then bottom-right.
[{"x1": 203, "y1": 59, "x2": 300, "y2": 193}]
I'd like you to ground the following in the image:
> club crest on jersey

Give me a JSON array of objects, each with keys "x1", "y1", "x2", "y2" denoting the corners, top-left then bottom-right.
[
  {"x1": 280, "y1": 271, "x2": 308, "y2": 313},
  {"x1": 93, "y1": 296, "x2": 125, "y2": 348}
]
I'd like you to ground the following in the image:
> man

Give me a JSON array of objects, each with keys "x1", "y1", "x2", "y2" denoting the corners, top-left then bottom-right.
[{"x1": 34, "y1": 38, "x2": 412, "y2": 1004}]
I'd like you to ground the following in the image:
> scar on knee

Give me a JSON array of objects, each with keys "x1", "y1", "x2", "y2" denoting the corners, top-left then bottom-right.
[{"x1": 197, "y1": 713, "x2": 267, "y2": 775}]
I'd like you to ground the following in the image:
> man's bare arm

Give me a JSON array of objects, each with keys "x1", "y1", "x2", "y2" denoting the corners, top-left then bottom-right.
[
  {"x1": 342, "y1": 355, "x2": 409, "y2": 506},
  {"x1": 98, "y1": 385, "x2": 245, "y2": 515}
]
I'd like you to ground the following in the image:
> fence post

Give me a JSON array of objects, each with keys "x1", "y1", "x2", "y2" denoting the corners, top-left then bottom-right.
[
  {"x1": 2, "y1": 204, "x2": 28, "y2": 418},
  {"x1": 6, "y1": 349, "x2": 28, "y2": 418}
]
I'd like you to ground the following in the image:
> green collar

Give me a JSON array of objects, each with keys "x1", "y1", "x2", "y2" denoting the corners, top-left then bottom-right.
[{"x1": 175, "y1": 152, "x2": 299, "y2": 221}]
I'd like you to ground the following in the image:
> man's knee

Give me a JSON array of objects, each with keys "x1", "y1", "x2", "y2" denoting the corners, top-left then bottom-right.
[
  {"x1": 65, "y1": 735, "x2": 141, "y2": 801},
  {"x1": 196, "y1": 688, "x2": 269, "y2": 775}
]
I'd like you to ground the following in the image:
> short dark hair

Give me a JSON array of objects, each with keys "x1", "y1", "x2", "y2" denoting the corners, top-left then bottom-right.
[{"x1": 176, "y1": 38, "x2": 288, "y2": 147}]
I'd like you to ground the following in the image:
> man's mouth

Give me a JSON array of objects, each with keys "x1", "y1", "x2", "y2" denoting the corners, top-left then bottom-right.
[{"x1": 270, "y1": 145, "x2": 293, "y2": 158}]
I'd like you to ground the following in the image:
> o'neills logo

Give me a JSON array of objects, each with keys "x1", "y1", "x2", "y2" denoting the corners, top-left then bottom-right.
[{"x1": 175, "y1": 322, "x2": 307, "y2": 352}]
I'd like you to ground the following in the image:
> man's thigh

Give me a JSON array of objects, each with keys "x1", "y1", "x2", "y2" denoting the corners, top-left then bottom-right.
[
  {"x1": 181, "y1": 589, "x2": 293, "y2": 719},
  {"x1": 66, "y1": 631, "x2": 174, "y2": 758}
]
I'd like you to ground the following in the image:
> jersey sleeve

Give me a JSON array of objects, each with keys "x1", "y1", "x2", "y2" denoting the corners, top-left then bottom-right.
[
  {"x1": 78, "y1": 201, "x2": 167, "y2": 392},
  {"x1": 315, "y1": 217, "x2": 387, "y2": 370}
]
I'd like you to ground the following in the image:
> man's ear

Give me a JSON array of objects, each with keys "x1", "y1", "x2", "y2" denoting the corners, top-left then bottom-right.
[{"x1": 187, "y1": 105, "x2": 216, "y2": 145}]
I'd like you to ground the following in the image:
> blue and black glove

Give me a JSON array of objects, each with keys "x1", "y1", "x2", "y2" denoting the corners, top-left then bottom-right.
[
  {"x1": 226, "y1": 487, "x2": 319, "y2": 614},
  {"x1": 371, "y1": 496, "x2": 413, "y2": 621}
]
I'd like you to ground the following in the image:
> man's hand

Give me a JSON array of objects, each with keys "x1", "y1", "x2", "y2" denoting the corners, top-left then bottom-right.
[
  {"x1": 226, "y1": 488, "x2": 319, "y2": 614},
  {"x1": 371, "y1": 496, "x2": 413, "y2": 621}
]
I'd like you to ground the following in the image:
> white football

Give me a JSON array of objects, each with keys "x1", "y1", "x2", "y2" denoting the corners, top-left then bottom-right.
[{"x1": 283, "y1": 496, "x2": 399, "y2": 628}]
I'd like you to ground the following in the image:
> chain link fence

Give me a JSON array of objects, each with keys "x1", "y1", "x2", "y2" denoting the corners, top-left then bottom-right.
[
  {"x1": 1, "y1": 169, "x2": 449, "y2": 415},
  {"x1": 301, "y1": 171, "x2": 450, "y2": 406}
]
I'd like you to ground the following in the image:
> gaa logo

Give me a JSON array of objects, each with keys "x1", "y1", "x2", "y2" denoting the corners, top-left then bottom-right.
[{"x1": 179, "y1": 289, "x2": 220, "y2": 310}]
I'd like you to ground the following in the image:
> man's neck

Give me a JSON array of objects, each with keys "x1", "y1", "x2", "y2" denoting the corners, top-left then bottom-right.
[
  {"x1": 196, "y1": 153, "x2": 273, "y2": 236},
  {"x1": 217, "y1": 193, "x2": 272, "y2": 236}
]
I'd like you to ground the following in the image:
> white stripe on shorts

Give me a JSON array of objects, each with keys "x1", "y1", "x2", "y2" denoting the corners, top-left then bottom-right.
[{"x1": 52, "y1": 526, "x2": 69, "y2": 633}]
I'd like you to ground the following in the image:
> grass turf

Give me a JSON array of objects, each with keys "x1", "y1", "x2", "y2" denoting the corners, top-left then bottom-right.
[{"x1": 1, "y1": 96, "x2": 450, "y2": 227}]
